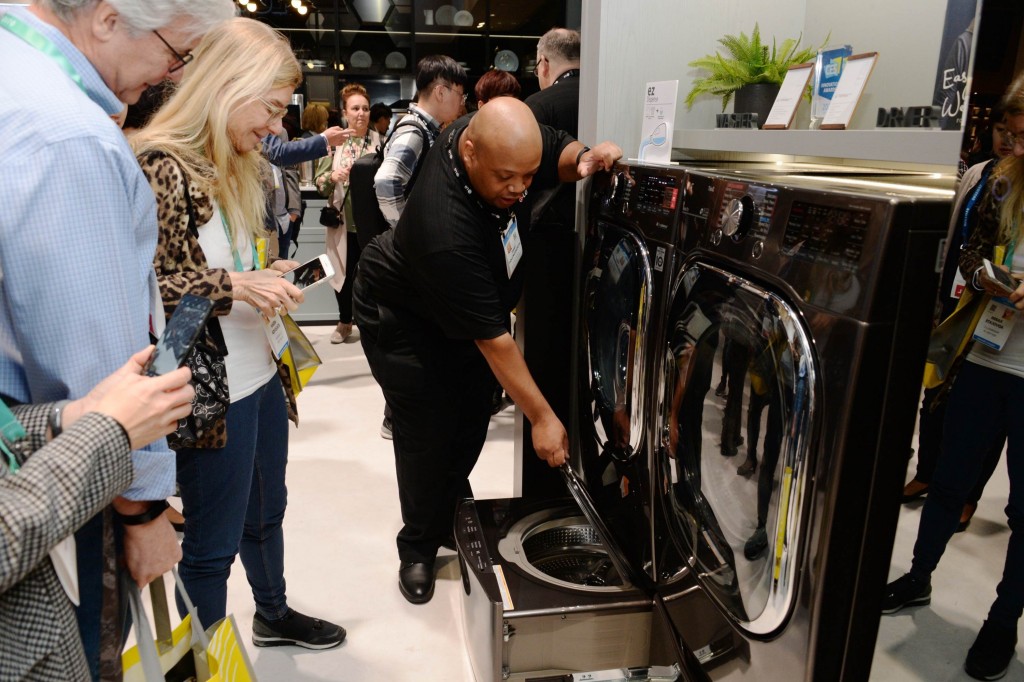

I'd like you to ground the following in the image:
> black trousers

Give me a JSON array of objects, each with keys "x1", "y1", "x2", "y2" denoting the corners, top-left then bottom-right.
[
  {"x1": 335, "y1": 232, "x2": 361, "y2": 324},
  {"x1": 354, "y1": 276, "x2": 496, "y2": 564}
]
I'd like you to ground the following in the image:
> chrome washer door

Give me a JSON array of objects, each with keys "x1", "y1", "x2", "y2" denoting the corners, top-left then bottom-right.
[
  {"x1": 658, "y1": 262, "x2": 815, "y2": 636},
  {"x1": 580, "y1": 221, "x2": 652, "y2": 463}
]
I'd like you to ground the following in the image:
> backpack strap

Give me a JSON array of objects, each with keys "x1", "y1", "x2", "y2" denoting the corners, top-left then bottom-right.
[{"x1": 380, "y1": 118, "x2": 430, "y2": 197}]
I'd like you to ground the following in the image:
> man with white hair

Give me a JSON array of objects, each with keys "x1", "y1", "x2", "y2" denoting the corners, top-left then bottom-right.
[{"x1": 0, "y1": 1, "x2": 234, "y2": 678}]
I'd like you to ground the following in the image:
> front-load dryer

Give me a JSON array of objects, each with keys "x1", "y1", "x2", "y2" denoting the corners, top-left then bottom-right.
[{"x1": 651, "y1": 169, "x2": 953, "y2": 681}]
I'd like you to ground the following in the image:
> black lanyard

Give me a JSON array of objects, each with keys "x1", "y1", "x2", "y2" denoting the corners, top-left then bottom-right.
[{"x1": 443, "y1": 126, "x2": 521, "y2": 233}]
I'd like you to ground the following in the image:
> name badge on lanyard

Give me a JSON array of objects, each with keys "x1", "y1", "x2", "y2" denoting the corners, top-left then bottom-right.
[
  {"x1": 502, "y1": 214, "x2": 523, "y2": 278},
  {"x1": 262, "y1": 311, "x2": 290, "y2": 359},
  {"x1": 973, "y1": 299, "x2": 1018, "y2": 351}
]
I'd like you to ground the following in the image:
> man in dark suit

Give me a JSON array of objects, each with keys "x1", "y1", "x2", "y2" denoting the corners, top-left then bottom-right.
[{"x1": 519, "y1": 28, "x2": 583, "y2": 498}]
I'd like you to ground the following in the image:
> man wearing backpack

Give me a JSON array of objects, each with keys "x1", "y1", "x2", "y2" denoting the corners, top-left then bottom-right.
[
  {"x1": 367, "y1": 55, "x2": 467, "y2": 439},
  {"x1": 374, "y1": 55, "x2": 468, "y2": 232}
]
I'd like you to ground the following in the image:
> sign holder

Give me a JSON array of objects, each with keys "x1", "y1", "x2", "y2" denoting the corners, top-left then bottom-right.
[
  {"x1": 763, "y1": 62, "x2": 814, "y2": 130},
  {"x1": 821, "y1": 52, "x2": 879, "y2": 130}
]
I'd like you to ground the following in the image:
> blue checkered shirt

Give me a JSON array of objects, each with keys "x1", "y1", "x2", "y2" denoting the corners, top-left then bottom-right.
[
  {"x1": 373, "y1": 103, "x2": 440, "y2": 228},
  {"x1": 0, "y1": 8, "x2": 174, "y2": 500}
]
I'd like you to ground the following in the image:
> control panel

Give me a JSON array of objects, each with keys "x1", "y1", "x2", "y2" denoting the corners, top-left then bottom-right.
[
  {"x1": 456, "y1": 503, "x2": 493, "y2": 573},
  {"x1": 591, "y1": 165, "x2": 685, "y2": 246}
]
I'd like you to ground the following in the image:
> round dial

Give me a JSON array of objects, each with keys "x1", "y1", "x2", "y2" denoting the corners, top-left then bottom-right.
[{"x1": 722, "y1": 195, "x2": 756, "y2": 238}]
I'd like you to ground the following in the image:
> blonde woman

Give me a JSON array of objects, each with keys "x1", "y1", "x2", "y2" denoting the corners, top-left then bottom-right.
[
  {"x1": 316, "y1": 84, "x2": 380, "y2": 343},
  {"x1": 883, "y1": 73, "x2": 1024, "y2": 679},
  {"x1": 131, "y1": 18, "x2": 345, "y2": 649}
]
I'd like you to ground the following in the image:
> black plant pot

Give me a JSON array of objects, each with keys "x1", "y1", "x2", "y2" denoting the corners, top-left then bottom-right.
[{"x1": 733, "y1": 84, "x2": 781, "y2": 129}]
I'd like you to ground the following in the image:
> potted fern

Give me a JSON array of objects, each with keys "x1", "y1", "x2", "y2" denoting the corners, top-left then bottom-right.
[{"x1": 685, "y1": 24, "x2": 823, "y2": 128}]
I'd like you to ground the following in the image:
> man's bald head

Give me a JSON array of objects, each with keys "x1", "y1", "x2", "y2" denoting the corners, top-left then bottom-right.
[{"x1": 461, "y1": 98, "x2": 543, "y2": 210}]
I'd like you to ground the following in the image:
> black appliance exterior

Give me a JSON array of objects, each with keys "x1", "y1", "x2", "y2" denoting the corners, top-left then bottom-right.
[
  {"x1": 456, "y1": 161, "x2": 952, "y2": 681},
  {"x1": 652, "y1": 170, "x2": 951, "y2": 681}
]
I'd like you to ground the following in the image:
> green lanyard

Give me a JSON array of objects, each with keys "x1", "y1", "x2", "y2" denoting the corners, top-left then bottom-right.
[
  {"x1": 0, "y1": 401, "x2": 27, "y2": 474},
  {"x1": 0, "y1": 13, "x2": 86, "y2": 95},
  {"x1": 218, "y1": 207, "x2": 260, "y2": 272}
]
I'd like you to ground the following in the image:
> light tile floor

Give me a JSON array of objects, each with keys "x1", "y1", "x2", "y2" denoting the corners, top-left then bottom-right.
[{"x1": 203, "y1": 325, "x2": 1020, "y2": 681}]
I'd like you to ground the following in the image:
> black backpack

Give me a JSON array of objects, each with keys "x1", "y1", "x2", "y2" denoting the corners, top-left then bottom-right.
[{"x1": 350, "y1": 118, "x2": 428, "y2": 249}]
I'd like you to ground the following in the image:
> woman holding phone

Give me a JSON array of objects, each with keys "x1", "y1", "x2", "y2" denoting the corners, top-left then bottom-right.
[
  {"x1": 883, "y1": 75, "x2": 1024, "y2": 680},
  {"x1": 130, "y1": 18, "x2": 345, "y2": 649}
]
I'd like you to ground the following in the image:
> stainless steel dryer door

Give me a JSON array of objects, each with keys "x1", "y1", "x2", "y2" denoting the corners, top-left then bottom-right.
[{"x1": 657, "y1": 262, "x2": 815, "y2": 637}]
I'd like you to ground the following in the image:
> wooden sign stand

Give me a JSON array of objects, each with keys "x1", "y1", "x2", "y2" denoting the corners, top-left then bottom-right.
[
  {"x1": 820, "y1": 52, "x2": 879, "y2": 130},
  {"x1": 763, "y1": 62, "x2": 815, "y2": 130}
]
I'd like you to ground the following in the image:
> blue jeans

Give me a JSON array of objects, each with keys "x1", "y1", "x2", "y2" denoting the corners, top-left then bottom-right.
[
  {"x1": 176, "y1": 372, "x2": 290, "y2": 626},
  {"x1": 911, "y1": 361, "x2": 1024, "y2": 629}
]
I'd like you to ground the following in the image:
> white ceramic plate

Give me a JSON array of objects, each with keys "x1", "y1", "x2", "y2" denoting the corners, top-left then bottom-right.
[
  {"x1": 385, "y1": 51, "x2": 407, "y2": 70},
  {"x1": 434, "y1": 4, "x2": 455, "y2": 26},
  {"x1": 350, "y1": 50, "x2": 372, "y2": 69},
  {"x1": 453, "y1": 10, "x2": 474, "y2": 27},
  {"x1": 494, "y1": 49, "x2": 519, "y2": 73}
]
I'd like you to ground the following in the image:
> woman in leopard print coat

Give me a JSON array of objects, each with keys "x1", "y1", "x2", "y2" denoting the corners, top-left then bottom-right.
[{"x1": 129, "y1": 18, "x2": 346, "y2": 649}]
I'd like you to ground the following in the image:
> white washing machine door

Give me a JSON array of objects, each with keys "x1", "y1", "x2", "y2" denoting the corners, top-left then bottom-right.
[{"x1": 657, "y1": 261, "x2": 816, "y2": 637}]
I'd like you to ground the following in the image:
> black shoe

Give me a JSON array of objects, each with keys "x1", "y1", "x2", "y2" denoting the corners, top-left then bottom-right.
[
  {"x1": 744, "y1": 526, "x2": 767, "y2": 560},
  {"x1": 715, "y1": 379, "x2": 728, "y2": 397},
  {"x1": 881, "y1": 573, "x2": 932, "y2": 614},
  {"x1": 965, "y1": 620, "x2": 1018, "y2": 680},
  {"x1": 252, "y1": 608, "x2": 346, "y2": 650},
  {"x1": 380, "y1": 417, "x2": 393, "y2": 440},
  {"x1": 737, "y1": 458, "x2": 757, "y2": 476},
  {"x1": 399, "y1": 561, "x2": 435, "y2": 604},
  {"x1": 902, "y1": 479, "x2": 930, "y2": 503}
]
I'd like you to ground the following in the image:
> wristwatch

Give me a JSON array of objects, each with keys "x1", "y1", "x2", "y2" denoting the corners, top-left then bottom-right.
[
  {"x1": 47, "y1": 400, "x2": 71, "y2": 438},
  {"x1": 115, "y1": 500, "x2": 170, "y2": 526}
]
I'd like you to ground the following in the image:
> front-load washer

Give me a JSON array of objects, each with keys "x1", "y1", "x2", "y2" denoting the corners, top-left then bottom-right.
[
  {"x1": 651, "y1": 169, "x2": 953, "y2": 681},
  {"x1": 455, "y1": 163, "x2": 696, "y2": 682}
]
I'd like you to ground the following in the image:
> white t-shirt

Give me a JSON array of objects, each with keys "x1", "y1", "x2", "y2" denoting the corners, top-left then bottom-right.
[{"x1": 196, "y1": 204, "x2": 277, "y2": 402}]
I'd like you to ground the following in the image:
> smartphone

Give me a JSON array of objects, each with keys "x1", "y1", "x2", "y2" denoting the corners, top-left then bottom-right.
[
  {"x1": 982, "y1": 258, "x2": 1019, "y2": 297},
  {"x1": 144, "y1": 294, "x2": 215, "y2": 376},
  {"x1": 285, "y1": 254, "x2": 334, "y2": 291}
]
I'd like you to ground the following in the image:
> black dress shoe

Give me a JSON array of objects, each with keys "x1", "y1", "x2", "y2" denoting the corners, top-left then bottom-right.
[{"x1": 399, "y1": 561, "x2": 435, "y2": 604}]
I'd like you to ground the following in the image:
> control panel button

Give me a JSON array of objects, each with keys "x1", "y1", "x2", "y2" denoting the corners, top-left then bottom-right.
[{"x1": 751, "y1": 240, "x2": 764, "y2": 259}]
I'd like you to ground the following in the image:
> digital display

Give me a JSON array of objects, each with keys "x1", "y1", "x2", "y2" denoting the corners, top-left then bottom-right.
[
  {"x1": 782, "y1": 201, "x2": 871, "y2": 270},
  {"x1": 288, "y1": 256, "x2": 328, "y2": 290},
  {"x1": 145, "y1": 294, "x2": 214, "y2": 376},
  {"x1": 635, "y1": 175, "x2": 680, "y2": 216}
]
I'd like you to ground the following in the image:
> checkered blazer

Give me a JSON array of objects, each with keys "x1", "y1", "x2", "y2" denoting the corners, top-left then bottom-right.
[{"x1": 0, "y1": 405, "x2": 133, "y2": 681}]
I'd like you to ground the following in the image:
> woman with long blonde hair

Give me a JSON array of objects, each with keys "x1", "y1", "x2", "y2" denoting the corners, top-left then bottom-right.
[
  {"x1": 131, "y1": 17, "x2": 345, "y2": 649},
  {"x1": 883, "y1": 72, "x2": 1024, "y2": 679}
]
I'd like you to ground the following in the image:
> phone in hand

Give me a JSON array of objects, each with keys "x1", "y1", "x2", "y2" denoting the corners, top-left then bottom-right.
[
  {"x1": 284, "y1": 254, "x2": 334, "y2": 291},
  {"x1": 982, "y1": 258, "x2": 1019, "y2": 297},
  {"x1": 144, "y1": 294, "x2": 215, "y2": 376}
]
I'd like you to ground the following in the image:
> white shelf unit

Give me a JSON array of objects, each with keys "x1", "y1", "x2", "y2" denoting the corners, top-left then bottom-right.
[{"x1": 672, "y1": 129, "x2": 963, "y2": 171}]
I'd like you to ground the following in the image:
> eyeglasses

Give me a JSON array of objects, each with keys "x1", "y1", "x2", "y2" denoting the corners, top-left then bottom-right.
[
  {"x1": 255, "y1": 95, "x2": 289, "y2": 124},
  {"x1": 1003, "y1": 128, "x2": 1024, "y2": 150},
  {"x1": 533, "y1": 55, "x2": 547, "y2": 77},
  {"x1": 153, "y1": 30, "x2": 193, "y2": 73},
  {"x1": 445, "y1": 84, "x2": 467, "y2": 104}
]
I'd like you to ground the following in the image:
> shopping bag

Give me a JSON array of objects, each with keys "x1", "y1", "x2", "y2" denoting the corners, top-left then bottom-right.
[
  {"x1": 207, "y1": 615, "x2": 257, "y2": 682},
  {"x1": 280, "y1": 313, "x2": 322, "y2": 395},
  {"x1": 922, "y1": 287, "x2": 988, "y2": 389},
  {"x1": 122, "y1": 569, "x2": 212, "y2": 682}
]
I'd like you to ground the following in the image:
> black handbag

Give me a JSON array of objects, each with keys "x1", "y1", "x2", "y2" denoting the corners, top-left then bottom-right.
[
  {"x1": 168, "y1": 172, "x2": 231, "y2": 450},
  {"x1": 319, "y1": 205, "x2": 341, "y2": 227}
]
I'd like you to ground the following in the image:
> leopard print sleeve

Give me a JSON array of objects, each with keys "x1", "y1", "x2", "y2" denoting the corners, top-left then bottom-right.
[{"x1": 137, "y1": 152, "x2": 234, "y2": 319}]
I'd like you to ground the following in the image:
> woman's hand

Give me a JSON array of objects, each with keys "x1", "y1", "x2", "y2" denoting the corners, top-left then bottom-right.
[
  {"x1": 331, "y1": 166, "x2": 351, "y2": 184},
  {"x1": 229, "y1": 269, "x2": 305, "y2": 318},
  {"x1": 63, "y1": 347, "x2": 195, "y2": 449},
  {"x1": 269, "y1": 259, "x2": 299, "y2": 274}
]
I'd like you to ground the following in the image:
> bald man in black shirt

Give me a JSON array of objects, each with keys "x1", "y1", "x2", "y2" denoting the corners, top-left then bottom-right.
[{"x1": 354, "y1": 98, "x2": 620, "y2": 603}]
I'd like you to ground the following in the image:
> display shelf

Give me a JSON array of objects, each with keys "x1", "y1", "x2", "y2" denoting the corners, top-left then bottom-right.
[{"x1": 673, "y1": 128, "x2": 963, "y2": 169}]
